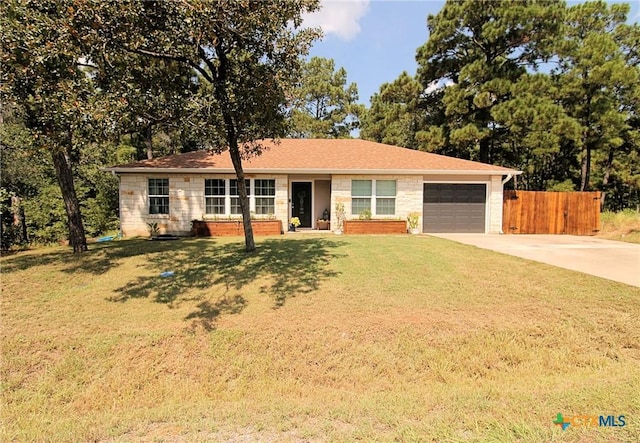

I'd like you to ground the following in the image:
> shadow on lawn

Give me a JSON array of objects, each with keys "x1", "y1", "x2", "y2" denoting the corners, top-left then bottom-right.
[
  {"x1": 109, "y1": 237, "x2": 344, "y2": 330},
  {"x1": 0, "y1": 238, "x2": 174, "y2": 275}
]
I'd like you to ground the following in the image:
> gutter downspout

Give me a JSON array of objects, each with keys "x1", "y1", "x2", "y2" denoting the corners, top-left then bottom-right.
[
  {"x1": 499, "y1": 174, "x2": 514, "y2": 234},
  {"x1": 112, "y1": 171, "x2": 123, "y2": 238}
]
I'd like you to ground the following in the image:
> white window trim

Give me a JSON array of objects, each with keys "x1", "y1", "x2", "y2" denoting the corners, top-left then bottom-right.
[
  {"x1": 351, "y1": 179, "x2": 397, "y2": 216},
  {"x1": 204, "y1": 178, "x2": 276, "y2": 216},
  {"x1": 204, "y1": 178, "x2": 226, "y2": 215},
  {"x1": 148, "y1": 178, "x2": 170, "y2": 216},
  {"x1": 254, "y1": 179, "x2": 277, "y2": 215}
]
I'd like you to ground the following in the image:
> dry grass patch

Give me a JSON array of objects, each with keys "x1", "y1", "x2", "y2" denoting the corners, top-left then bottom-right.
[
  {"x1": 1, "y1": 235, "x2": 639, "y2": 442},
  {"x1": 599, "y1": 209, "x2": 640, "y2": 243}
]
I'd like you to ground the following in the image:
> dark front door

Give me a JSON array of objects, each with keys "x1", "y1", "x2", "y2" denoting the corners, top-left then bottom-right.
[{"x1": 292, "y1": 182, "x2": 312, "y2": 228}]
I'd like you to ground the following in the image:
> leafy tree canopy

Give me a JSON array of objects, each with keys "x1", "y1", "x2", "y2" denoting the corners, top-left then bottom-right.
[{"x1": 289, "y1": 56, "x2": 363, "y2": 138}]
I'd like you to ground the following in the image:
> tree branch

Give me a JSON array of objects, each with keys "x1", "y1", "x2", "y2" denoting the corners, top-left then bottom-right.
[
  {"x1": 197, "y1": 45, "x2": 218, "y2": 84},
  {"x1": 119, "y1": 44, "x2": 214, "y2": 84}
]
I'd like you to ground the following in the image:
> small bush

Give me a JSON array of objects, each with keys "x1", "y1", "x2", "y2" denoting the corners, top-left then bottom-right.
[{"x1": 358, "y1": 208, "x2": 372, "y2": 220}]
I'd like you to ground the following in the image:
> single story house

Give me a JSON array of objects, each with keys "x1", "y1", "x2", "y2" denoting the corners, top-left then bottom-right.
[{"x1": 106, "y1": 138, "x2": 520, "y2": 236}]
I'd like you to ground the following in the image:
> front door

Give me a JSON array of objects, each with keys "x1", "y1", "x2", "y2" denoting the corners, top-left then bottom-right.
[{"x1": 291, "y1": 182, "x2": 312, "y2": 228}]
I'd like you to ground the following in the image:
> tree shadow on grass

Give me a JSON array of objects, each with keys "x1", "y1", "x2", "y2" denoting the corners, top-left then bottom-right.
[
  {"x1": 184, "y1": 296, "x2": 247, "y2": 332},
  {"x1": 0, "y1": 238, "x2": 184, "y2": 276},
  {"x1": 109, "y1": 237, "x2": 345, "y2": 330}
]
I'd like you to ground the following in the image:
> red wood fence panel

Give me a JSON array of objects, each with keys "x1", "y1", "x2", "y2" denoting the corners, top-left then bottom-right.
[{"x1": 503, "y1": 191, "x2": 600, "y2": 235}]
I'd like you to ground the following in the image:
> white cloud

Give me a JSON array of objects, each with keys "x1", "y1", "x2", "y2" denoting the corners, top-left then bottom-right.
[
  {"x1": 303, "y1": 0, "x2": 370, "y2": 41},
  {"x1": 425, "y1": 79, "x2": 454, "y2": 94}
]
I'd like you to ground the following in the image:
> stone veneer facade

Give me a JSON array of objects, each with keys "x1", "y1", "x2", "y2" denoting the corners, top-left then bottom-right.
[
  {"x1": 118, "y1": 173, "x2": 504, "y2": 236},
  {"x1": 329, "y1": 175, "x2": 424, "y2": 229},
  {"x1": 119, "y1": 173, "x2": 289, "y2": 237}
]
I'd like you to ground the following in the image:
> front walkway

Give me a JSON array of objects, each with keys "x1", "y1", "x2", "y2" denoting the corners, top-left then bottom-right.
[{"x1": 430, "y1": 234, "x2": 640, "y2": 287}]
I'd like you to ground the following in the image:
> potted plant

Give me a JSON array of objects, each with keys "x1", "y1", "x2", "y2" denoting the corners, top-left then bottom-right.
[
  {"x1": 289, "y1": 216, "x2": 301, "y2": 232},
  {"x1": 147, "y1": 221, "x2": 160, "y2": 238},
  {"x1": 407, "y1": 212, "x2": 420, "y2": 234},
  {"x1": 334, "y1": 202, "x2": 346, "y2": 235}
]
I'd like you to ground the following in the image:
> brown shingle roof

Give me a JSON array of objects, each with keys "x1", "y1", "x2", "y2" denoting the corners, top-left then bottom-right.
[{"x1": 108, "y1": 139, "x2": 518, "y2": 174}]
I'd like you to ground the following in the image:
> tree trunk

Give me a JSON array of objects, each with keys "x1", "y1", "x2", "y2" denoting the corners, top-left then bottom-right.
[
  {"x1": 228, "y1": 141, "x2": 256, "y2": 252},
  {"x1": 580, "y1": 92, "x2": 592, "y2": 192},
  {"x1": 145, "y1": 124, "x2": 153, "y2": 160},
  {"x1": 579, "y1": 142, "x2": 591, "y2": 191},
  {"x1": 51, "y1": 145, "x2": 88, "y2": 253},
  {"x1": 600, "y1": 146, "x2": 615, "y2": 211},
  {"x1": 11, "y1": 195, "x2": 28, "y2": 244},
  {"x1": 212, "y1": 42, "x2": 256, "y2": 252},
  {"x1": 479, "y1": 137, "x2": 490, "y2": 164}
]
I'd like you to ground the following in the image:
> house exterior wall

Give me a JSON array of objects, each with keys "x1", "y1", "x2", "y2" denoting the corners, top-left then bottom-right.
[
  {"x1": 314, "y1": 180, "x2": 331, "y2": 227},
  {"x1": 488, "y1": 175, "x2": 504, "y2": 234},
  {"x1": 119, "y1": 173, "x2": 288, "y2": 237},
  {"x1": 330, "y1": 175, "x2": 423, "y2": 231},
  {"x1": 118, "y1": 171, "x2": 506, "y2": 236}
]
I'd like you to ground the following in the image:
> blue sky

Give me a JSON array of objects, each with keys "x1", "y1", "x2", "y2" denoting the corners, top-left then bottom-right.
[{"x1": 303, "y1": 0, "x2": 640, "y2": 107}]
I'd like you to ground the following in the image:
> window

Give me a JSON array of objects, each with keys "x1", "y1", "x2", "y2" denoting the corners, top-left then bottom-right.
[
  {"x1": 148, "y1": 178, "x2": 169, "y2": 214},
  {"x1": 204, "y1": 179, "x2": 225, "y2": 215},
  {"x1": 204, "y1": 178, "x2": 276, "y2": 216},
  {"x1": 230, "y1": 179, "x2": 251, "y2": 215},
  {"x1": 375, "y1": 180, "x2": 396, "y2": 215},
  {"x1": 351, "y1": 180, "x2": 372, "y2": 215},
  {"x1": 254, "y1": 179, "x2": 275, "y2": 215},
  {"x1": 351, "y1": 179, "x2": 396, "y2": 216}
]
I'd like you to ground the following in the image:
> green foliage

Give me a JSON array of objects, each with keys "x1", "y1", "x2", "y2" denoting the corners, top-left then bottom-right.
[
  {"x1": 358, "y1": 209, "x2": 372, "y2": 220},
  {"x1": 360, "y1": 72, "x2": 423, "y2": 148},
  {"x1": 553, "y1": 2, "x2": 639, "y2": 194},
  {"x1": 1, "y1": 108, "x2": 121, "y2": 244},
  {"x1": 23, "y1": 184, "x2": 67, "y2": 245},
  {"x1": 289, "y1": 57, "x2": 363, "y2": 138},
  {"x1": 334, "y1": 202, "x2": 346, "y2": 231},
  {"x1": 146, "y1": 222, "x2": 160, "y2": 237},
  {"x1": 1, "y1": 0, "x2": 99, "y2": 251},
  {"x1": 416, "y1": 0, "x2": 565, "y2": 163},
  {"x1": 72, "y1": 0, "x2": 321, "y2": 252},
  {"x1": 407, "y1": 212, "x2": 420, "y2": 230},
  {"x1": 547, "y1": 180, "x2": 576, "y2": 192},
  {"x1": 367, "y1": 0, "x2": 639, "y2": 209},
  {"x1": 0, "y1": 188, "x2": 16, "y2": 251}
]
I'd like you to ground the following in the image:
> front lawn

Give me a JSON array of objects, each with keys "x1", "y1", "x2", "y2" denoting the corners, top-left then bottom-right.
[{"x1": 2, "y1": 235, "x2": 639, "y2": 442}]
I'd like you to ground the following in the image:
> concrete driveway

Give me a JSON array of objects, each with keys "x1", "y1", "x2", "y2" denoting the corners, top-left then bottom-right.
[{"x1": 430, "y1": 234, "x2": 640, "y2": 287}]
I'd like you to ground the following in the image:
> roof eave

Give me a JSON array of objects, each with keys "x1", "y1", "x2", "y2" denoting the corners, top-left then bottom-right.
[{"x1": 104, "y1": 167, "x2": 521, "y2": 175}]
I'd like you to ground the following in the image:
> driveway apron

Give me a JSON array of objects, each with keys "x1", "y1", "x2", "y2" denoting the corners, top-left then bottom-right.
[{"x1": 430, "y1": 234, "x2": 640, "y2": 287}]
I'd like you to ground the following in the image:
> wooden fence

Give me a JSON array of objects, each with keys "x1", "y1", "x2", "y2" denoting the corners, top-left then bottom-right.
[{"x1": 503, "y1": 191, "x2": 601, "y2": 235}]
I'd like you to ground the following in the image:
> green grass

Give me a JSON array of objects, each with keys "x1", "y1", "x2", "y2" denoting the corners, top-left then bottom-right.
[
  {"x1": 599, "y1": 209, "x2": 640, "y2": 243},
  {"x1": 2, "y1": 235, "x2": 639, "y2": 442}
]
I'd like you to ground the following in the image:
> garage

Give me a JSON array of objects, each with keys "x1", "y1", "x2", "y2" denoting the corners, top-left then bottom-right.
[{"x1": 423, "y1": 183, "x2": 486, "y2": 233}]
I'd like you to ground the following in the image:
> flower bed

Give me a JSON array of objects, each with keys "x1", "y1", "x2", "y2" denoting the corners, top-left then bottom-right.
[
  {"x1": 343, "y1": 220, "x2": 406, "y2": 234},
  {"x1": 192, "y1": 220, "x2": 282, "y2": 237}
]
